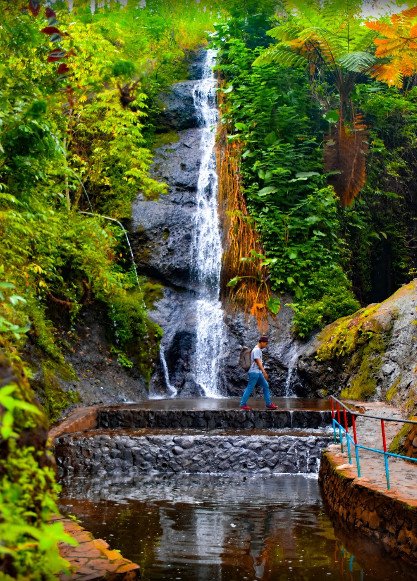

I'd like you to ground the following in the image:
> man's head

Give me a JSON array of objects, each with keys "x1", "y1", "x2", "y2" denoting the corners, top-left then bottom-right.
[{"x1": 258, "y1": 335, "x2": 269, "y2": 348}]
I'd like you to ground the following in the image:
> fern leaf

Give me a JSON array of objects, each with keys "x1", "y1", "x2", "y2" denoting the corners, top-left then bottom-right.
[
  {"x1": 365, "y1": 21, "x2": 397, "y2": 39},
  {"x1": 253, "y1": 46, "x2": 307, "y2": 68},
  {"x1": 338, "y1": 51, "x2": 376, "y2": 72},
  {"x1": 402, "y1": 6, "x2": 417, "y2": 19}
]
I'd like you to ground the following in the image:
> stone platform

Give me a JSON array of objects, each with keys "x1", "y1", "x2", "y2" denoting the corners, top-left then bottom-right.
[
  {"x1": 50, "y1": 398, "x2": 332, "y2": 441},
  {"x1": 52, "y1": 398, "x2": 333, "y2": 479},
  {"x1": 97, "y1": 398, "x2": 332, "y2": 430}
]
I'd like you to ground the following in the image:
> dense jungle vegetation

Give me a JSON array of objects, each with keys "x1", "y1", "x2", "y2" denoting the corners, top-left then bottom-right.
[
  {"x1": 215, "y1": 0, "x2": 417, "y2": 336},
  {"x1": 2, "y1": 0, "x2": 417, "y2": 577}
]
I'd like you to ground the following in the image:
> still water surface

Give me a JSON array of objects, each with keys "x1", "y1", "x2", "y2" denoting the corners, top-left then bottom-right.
[{"x1": 60, "y1": 473, "x2": 415, "y2": 580}]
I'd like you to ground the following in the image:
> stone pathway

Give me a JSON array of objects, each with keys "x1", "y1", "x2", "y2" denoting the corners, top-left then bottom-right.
[
  {"x1": 54, "y1": 517, "x2": 140, "y2": 580},
  {"x1": 333, "y1": 401, "x2": 417, "y2": 501}
]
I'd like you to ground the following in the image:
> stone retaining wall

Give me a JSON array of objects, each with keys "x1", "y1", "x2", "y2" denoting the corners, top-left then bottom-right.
[
  {"x1": 319, "y1": 451, "x2": 417, "y2": 563},
  {"x1": 97, "y1": 408, "x2": 331, "y2": 430},
  {"x1": 55, "y1": 432, "x2": 332, "y2": 478}
]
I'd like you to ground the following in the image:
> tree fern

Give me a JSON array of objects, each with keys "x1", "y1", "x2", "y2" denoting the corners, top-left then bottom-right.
[
  {"x1": 338, "y1": 51, "x2": 377, "y2": 72},
  {"x1": 255, "y1": 0, "x2": 375, "y2": 69},
  {"x1": 253, "y1": 0, "x2": 376, "y2": 206}
]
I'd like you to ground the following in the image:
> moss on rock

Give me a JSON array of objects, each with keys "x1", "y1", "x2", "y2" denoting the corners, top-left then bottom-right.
[
  {"x1": 314, "y1": 302, "x2": 394, "y2": 401},
  {"x1": 37, "y1": 360, "x2": 79, "y2": 424}
]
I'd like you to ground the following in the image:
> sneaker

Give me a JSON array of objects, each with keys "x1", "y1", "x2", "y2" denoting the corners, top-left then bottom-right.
[
  {"x1": 266, "y1": 403, "x2": 278, "y2": 410},
  {"x1": 240, "y1": 405, "x2": 252, "y2": 411}
]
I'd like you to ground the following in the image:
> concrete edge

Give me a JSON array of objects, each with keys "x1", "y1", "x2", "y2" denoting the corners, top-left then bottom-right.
[{"x1": 49, "y1": 406, "x2": 99, "y2": 442}]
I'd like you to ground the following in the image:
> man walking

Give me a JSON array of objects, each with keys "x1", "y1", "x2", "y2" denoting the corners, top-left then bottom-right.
[{"x1": 240, "y1": 336, "x2": 278, "y2": 410}]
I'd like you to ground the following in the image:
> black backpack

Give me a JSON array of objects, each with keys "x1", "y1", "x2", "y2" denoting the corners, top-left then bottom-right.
[{"x1": 239, "y1": 346, "x2": 252, "y2": 372}]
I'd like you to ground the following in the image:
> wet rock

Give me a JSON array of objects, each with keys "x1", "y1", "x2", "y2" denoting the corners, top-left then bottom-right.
[
  {"x1": 297, "y1": 279, "x2": 417, "y2": 409},
  {"x1": 157, "y1": 81, "x2": 200, "y2": 131},
  {"x1": 132, "y1": 201, "x2": 195, "y2": 289},
  {"x1": 95, "y1": 407, "x2": 331, "y2": 431}
]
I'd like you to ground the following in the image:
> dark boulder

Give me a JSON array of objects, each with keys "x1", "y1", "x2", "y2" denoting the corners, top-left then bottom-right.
[
  {"x1": 132, "y1": 199, "x2": 195, "y2": 289},
  {"x1": 157, "y1": 81, "x2": 200, "y2": 131}
]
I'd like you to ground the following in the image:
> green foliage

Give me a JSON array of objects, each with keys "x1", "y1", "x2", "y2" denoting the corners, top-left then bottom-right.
[
  {"x1": 0, "y1": 438, "x2": 75, "y2": 579},
  {"x1": 0, "y1": 4, "x2": 178, "y2": 416},
  {"x1": 344, "y1": 83, "x2": 417, "y2": 303},
  {"x1": 214, "y1": 28, "x2": 359, "y2": 336},
  {"x1": 110, "y1": 288, "x2": 163, "y2": 382},
  {"x1": 0, "y1": 384, "x2": 75, "y2": 578}
]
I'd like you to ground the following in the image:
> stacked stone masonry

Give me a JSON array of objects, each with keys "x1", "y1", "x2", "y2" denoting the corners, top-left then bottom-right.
[
  {"x1": 97, "y1": 408, "x2": 332, "y2": 430},
  {"x1": 55, "y1": 431, "x2": 332, "y2": 477}
]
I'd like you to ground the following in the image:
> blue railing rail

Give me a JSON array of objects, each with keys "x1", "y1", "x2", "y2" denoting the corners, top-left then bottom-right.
[{"x1": 329, "y1": 395, "x2": 417, "y2": 490}]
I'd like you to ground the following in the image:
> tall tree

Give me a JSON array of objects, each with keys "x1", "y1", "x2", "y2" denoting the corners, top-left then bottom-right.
[{"x1": 254, "y1": 0, "x2": 376, "y2": 206}]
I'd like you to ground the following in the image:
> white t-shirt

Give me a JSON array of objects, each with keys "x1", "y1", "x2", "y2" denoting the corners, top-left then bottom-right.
[{"x1": 249, "y1": 346, "x2": 262, "y2": 373}]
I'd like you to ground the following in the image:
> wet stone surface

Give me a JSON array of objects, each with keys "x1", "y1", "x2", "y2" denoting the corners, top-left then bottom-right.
[
  {"x1": 55, "y1": 430, "x2": 332, "y2": 478},
  {"x1": 96, "y1": 406, "x2": 332, "y2": 431}
]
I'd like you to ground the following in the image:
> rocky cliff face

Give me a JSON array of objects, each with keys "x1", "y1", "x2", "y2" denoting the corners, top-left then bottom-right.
[
  {"x1": 131, "y1": 50, "x2": 303, "y2": 399},
  {"x1": 297, "y1": 279, "x2": 417, "y2": 412}
]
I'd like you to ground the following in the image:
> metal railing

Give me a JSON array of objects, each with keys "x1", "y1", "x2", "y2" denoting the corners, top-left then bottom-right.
[{"x1": 330, "y1": 395, "x2": 417, "y2": 489}]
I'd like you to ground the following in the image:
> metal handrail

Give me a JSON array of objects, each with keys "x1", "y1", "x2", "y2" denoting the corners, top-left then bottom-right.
[{"x1": 329, "y1": 395, "x2": 417, "y2": 490}]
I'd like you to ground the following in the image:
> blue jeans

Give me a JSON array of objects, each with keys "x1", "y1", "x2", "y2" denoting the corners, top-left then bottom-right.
[{"x1": 240, "y1": 371, "x2": 272, "y2": 406}]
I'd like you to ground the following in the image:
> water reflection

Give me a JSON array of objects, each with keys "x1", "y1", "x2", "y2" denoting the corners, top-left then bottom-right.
[{"x1": 60, "y1": 474, "x2": 415, "y2": 581}]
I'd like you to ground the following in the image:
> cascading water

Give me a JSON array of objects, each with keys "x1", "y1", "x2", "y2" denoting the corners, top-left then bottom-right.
[
  {"x1": 284, "y1": 343, "x2": 299, "y2": 397},
  {"x1": 191, "y1": 49, "x2": 225, "y2": 398}
]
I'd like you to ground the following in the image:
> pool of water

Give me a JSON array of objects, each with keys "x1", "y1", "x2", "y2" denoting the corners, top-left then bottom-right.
[{"x1": 60, "y1": 473, "x2": 415, "y2": 580}]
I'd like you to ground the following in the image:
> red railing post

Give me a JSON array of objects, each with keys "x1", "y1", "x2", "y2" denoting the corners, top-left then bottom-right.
[
  {"x1": 381, "y1": 419, "x2": 390, "y2": 490},
  {"x1": 343, "y1": 409, "x2": 348, "y2": 432},
  {"x1": 337, "y1": 403, "x2": 343, "y2": 452},
  {"x1": 351, "y1": 415, "x2": 358, "y2": 444},
  {"x1": 351, "y1": 414, "x2": 361, "y2": 477},
  {"x1": 380, "y1": 419, "x2": 387, "y2": 452},
  {"x1": 331, "y1": 397, "x2": 337, "y2": 443},
  {"x1": 343, "y1": 408, "x2": 352, "y2": 463}
]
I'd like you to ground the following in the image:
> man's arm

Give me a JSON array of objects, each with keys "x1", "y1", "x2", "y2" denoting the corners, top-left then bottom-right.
[{"x1": 254, "y1": 358, "x2": 269, "y2": 380}]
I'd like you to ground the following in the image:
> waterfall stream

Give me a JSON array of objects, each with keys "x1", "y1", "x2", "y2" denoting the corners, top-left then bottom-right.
[{"x1": 191, "y1": 49, "x2": 225, "y2": 398}]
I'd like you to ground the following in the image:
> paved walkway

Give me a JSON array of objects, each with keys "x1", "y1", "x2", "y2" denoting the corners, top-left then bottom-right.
[
  {"x1": 332, "y1": 402, "x2": 417, "y2": 501},
  {"x1": 54, "y1": 517, "x2": 140, "y2": 580}
]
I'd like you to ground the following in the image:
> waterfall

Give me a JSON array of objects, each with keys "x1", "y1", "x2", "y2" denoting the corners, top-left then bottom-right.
[
  {"x1": 191, "y1": 50, "x2": 225, "y2": 398},
  {"x1": 284, "y1": 347, "x2": 298, "y2": 397},
  {"x1": 160, "y1": 348, "x2": 177, "y2": 397}
]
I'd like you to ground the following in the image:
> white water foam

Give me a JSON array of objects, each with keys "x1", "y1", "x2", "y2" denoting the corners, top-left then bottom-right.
[{"x1": 191, "y1": 49, "x2": 225, "y2": 398}]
